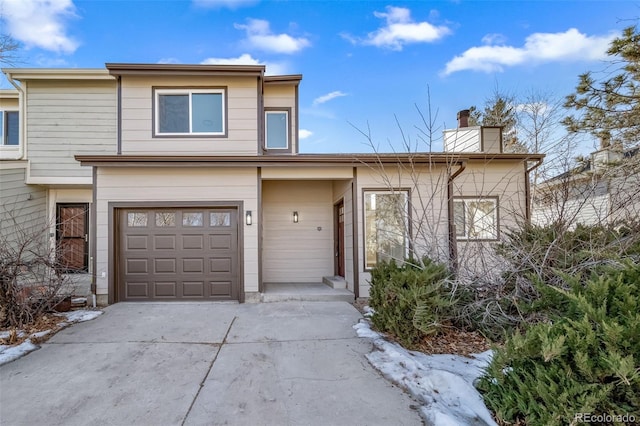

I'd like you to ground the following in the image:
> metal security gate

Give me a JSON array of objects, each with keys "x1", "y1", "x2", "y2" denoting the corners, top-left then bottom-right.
[{"x1": 117, "y1": 207, "x2": 239, "y2": 301}]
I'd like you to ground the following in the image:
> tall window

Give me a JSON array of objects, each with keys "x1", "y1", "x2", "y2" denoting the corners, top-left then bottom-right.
[
  {"x1": 453, "y1": 198, "x2": 498, "y2": 240},
  {"x1": 364, "y1": 190, "x2": 409, "y2": 268},
  {"x1": 265, "y1": 110, "x2": 289, "y2": 150},
  {"x1": 1, "y1": 110, "x2": 19, "y2": 145},
  {"x1": 155, "y1": 89, "x2": 225, "y2": 136}
]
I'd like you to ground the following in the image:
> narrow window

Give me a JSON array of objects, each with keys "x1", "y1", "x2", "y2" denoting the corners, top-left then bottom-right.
[
  {"x1": 265, "y1": 111, "x2": 289, "y2": 149},
  {"x1": 364, "y1": 190, "x2": 409, "y2": 268},
  {"x1": 453, "y1": 198, "x2": 498, "y2": 240},
  {"x1": 1, "y1": 111, "x2": 19, "y2": 146}
]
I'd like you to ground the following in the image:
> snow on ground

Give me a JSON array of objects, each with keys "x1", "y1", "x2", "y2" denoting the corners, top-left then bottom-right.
[
  {"x1": 354, "y1": 319, "x2": 497, "y2": 426},
  {"x1": 0, "y1": 310, "x2": 103, "y2": 367}
]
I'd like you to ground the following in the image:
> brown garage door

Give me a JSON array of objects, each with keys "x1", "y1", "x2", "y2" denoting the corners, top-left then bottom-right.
[{"x1": 118, "y1": 207, "x2": 239, "y2": 301}]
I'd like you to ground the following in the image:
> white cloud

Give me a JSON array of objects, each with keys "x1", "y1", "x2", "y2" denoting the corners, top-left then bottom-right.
[
  {"x1": 298, "y1": 129, "x2": 313, "y2": 139},
  {"x1": 200, "y1": 53, "x2": 288, "y2": 75},
  {"x1": 481, "y1": 33, "x2": 507, "y2": 45},
  {"x1": 2, "y1": 0, "x2": 79, "y2": 53},
  {"x1": 157, "y1": 57, "x2": 181, "y2": 64},
  {"x1": 443, "y1": 28, "x2": 616, "y2": 75},
  {"x1": 313, "y1": 91, "x2": 347, "y2": 106},
  {"x1": 193, "y1": 0, "x2": 258, "y2": 9},
  {"x1": 347, "y1": 6, "x2": 451, "y2": 51},
  {"x1": 234, "y1": 19, "x2": 310, "y2": 54}
]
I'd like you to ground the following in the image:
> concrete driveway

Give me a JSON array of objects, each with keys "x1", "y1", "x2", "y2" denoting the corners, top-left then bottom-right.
[{"x1": 0, "y1": 302, "x2": 421, "y2": 426}]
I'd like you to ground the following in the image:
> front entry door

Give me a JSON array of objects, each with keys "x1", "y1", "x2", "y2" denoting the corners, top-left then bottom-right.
[
  {"x1": 56, "y1": 204, "x2": 89, "y2": 272},
  {"x1": 334, "y1": 200, "x2": 345, "y2": 277}
]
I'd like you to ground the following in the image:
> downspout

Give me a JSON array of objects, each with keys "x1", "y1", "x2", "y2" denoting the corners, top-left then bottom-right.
[
  {"x1": 447, "y1": 160, "x2": 467, "y2": 272},
  {"x1": 4, "y1": 71, "x2": 26, "y2": 160},
  {"x1": 525, "y1": 158, "x2": 543, "y2": 224}
]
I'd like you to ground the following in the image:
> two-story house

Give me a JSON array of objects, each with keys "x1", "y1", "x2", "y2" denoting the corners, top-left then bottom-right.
[{"x1": 1, "y1": 65, "x2": 543, "y2": 305}]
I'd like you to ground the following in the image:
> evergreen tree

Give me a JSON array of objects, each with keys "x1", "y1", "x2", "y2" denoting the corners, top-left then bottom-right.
[{"x1": 564, "y1": 25, "x2": 640, "y2": 147}]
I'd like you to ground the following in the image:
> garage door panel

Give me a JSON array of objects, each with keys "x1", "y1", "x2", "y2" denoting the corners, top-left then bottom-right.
[
  {"x1": 183, "y1": 235, "x2": 204, "y2": 250},
  {"x1": 210, "y1": 281, "x2": 232, "y2": 296},
  {"x1": 154, "y1": 258, "x2": 176, "y2": 274},
  {"x1": 126, "y1": 259, "x2": 148, "y2": 274},
  {"x1": 118, "y1": 207, "x2": 239, "y2": 302},
  {"x1": 154, "y1": 235, "x2": 176, "y2": 250},
  {"x1": 126, "y1": 235, "x2": 148, "y2": 250},
  {"x1": 155, "y1": 282, "x2": 177, "y2": 297},
  {"x1": 126, "y1": 282, "x2": 149, "y2": 298},
  {"x1": 183, "y1": 282, "x2": 204, "y2": 297},
  {"x1": 183, "y1": 258, "x2": 204, "y2": 273}
]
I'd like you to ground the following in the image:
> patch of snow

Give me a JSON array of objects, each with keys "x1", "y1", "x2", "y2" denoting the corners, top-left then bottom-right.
[
  {"x1": 354, "y1": 319, "x2": 497, "y2": 426},
  {"x1": 0, "y1": 309, "x2": 103, "y2": 366},
  {"x1": 0, "y1": 330, "x2": 25, "y2": 340},
  {"x1": 58, "y1": 310, "x2": 103, "y2": 324},
  {"x1": 71, "y1": 297, "x2": 87, "y2": 304},
  {"x1": 363, "y1": 306, "x2": 375, "y2": 317},
  {"x1": 0, "y1": 340, "x2": 39, "y2": 366}
]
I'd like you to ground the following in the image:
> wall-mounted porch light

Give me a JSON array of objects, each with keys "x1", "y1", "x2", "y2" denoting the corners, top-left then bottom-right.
[
  {"x1": 246, "y1": 211, "x2": 252, "y2": 225},
  {"x1": 293, "y1": 211, "x2": 299, "y2": 223}
]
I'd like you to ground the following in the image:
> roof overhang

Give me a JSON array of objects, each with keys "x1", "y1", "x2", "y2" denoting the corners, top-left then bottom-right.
[
  {"x1": 264, "y1": 75, "x2": 303, "y2": 86},
  {"x1": 75, "y1": 153, "x2": 544, "y2": 168},
  {"x1": 106, "y1": 63, "x2": 266, "y2": 77},
  {"x1": 2, "y1": 68, "x2": 114, "y2": 81}
]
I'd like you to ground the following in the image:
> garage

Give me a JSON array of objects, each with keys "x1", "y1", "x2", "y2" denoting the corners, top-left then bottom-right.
[{"x1": 117, "y1": 207, "x2": 240, "y2": 301}]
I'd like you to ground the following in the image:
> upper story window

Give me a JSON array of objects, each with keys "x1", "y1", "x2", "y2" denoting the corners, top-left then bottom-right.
[
  {"x1": 265, "y1": 110, "x2": 289, "y2": 150},
  {"x1": 1, "y1": 110, "x2": 19, "y2": 146},
  {"x1": 453, "y1": 197, "x2": 499, "y2": 240},
  {"x1": 154, "y1": 88, "x2": 226, "y2": 137}
]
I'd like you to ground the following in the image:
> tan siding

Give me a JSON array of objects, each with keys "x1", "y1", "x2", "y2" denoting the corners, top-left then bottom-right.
[
  {"x1": 261, "y1": 167, "x2": 353, "y2": 180},
  {"x1": 25, "y1": 80, "x2": 117, "y2": 178},
  {"x1": 94, "y1": 167, "x2": 259, "y2": 298},
  {"x1": 0, "y1": 165, "x2": 48, "y2": 247},
  {"x1": 0, "y1": 96, "x2": 19, "y2": 109},
  {"x1": 120, "y1": 76, "x2": 259, "y2": 155},
  {"x1": 262, "y1": 181, "x2": 333, "y2": 282}
]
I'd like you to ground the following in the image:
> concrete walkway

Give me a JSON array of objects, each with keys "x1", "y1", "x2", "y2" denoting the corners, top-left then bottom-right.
[{"x1": 0, "y1": 302, "x2": 422, "y2": 426}]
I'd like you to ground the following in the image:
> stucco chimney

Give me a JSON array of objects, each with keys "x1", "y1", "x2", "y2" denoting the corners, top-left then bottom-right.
[{"x1": 457, "y1": 109, "x2": 470, "y2": 128}]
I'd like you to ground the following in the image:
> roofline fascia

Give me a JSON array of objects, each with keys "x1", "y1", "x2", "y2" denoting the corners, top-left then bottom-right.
[
  {"x1": 75, "y1": 153, "x2": 544, "y2": 167},
  {"x1": 105, "y1": 63, "x2": 266, "y2": 77},
  {"x1": 2, "y1": 68, "x2": 114, "y2": 81}
]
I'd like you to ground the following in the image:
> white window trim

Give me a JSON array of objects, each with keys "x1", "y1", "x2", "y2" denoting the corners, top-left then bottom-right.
[
  {"x1": 265, "y1": 110, "x2": 290, "y2": 150},
  {"x1": 454, "y1": 197, "x2": 499, "y2": 241},
  {"x1": 363, "y1": 189, "x2": 410, "y2": 269},
  {"x1": 154, "y1": 88, "x2": 226, "y2": 136}
]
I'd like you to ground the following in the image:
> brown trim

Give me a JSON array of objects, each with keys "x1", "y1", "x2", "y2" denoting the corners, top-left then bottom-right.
[
  {"x1": 263, "y1": 107, "x2": 293, "y2": 154},
  {"x1": 452, "y1": 195, "x2": 501, "y2": 242},
  {"x1": 116, "y1": 76, "x2": 122, "y2": 154},
  {"x1": 257, "y1": 76, "x2": 264, "y2": 155},
  {"x1": 361, "y1": 187, "x2": 412, "y2": 272},
  {"x1": 257, "y1": 167, "x2": 263, "y2": 293},
  {"x1": 264, "y1": 75, "x2": 303, "y2": 84},
  {"x1": 91, "y1": 167, "x2": 97, "y2": 295},
  {"x1": 151, "y1": 86, "x2": 229, "y2": 139},
  {"x1": 525, "y1": 158, "x2": 543, "y2": 224},
  {"x1": 76, "y1": 153, "x2": 544, "y2": 167},
  {"x1": 106, "y1": 63, "x2": 265, "y2": 77},
  {"x1": 352, "y1": 168, "x2": 359, "y2": 298},
  {"x1": 333, "y1": 198, "x2": 345, "y2": 277},
  {"x1": 109, "y1": 201, "x2": 245, "y2": 304},
  {"x1": 295, "y1": 83, "x2": 300, "y2": 154},
  {"x1": 447, "y1": 161, "x2": 467, "y2": 271}
]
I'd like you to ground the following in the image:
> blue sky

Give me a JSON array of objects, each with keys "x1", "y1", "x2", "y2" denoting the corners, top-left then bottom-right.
[{"x1": 0, "y1": 0, "x2": 635, "y2": 153}]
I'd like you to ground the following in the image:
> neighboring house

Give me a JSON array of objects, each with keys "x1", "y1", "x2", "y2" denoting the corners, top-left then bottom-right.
[
  {"x1": 532, "y1": 143, "x2": 640, "y2": 227},
  {"x1": 0, "y1": 66, "x2": 542, "y2": 304}
]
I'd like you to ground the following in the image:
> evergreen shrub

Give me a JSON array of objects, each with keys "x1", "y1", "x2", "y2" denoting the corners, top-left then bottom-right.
[{"x1": 477, "y1": 262, "x2": 640, "y2": 425}]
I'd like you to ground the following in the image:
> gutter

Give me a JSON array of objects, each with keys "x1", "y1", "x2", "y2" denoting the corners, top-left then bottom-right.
[
  {"x1": 525, "y1": 158, "x2": 544, "y2": 223},
  {"x1": 447, "y1": 160, "x2": 467, "y2": 272},
  {"x1": 3, "y1": 71, "x2": 25, "y2": 160}
]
